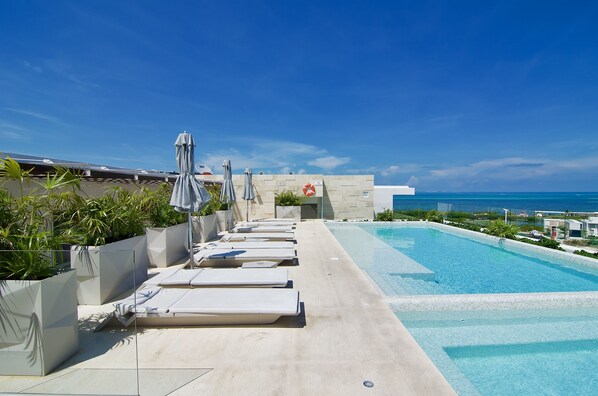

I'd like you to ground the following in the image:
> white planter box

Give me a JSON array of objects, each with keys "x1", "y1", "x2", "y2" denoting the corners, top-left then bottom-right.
[
  {"x1": 146, "y1": 223, "x2": 188, "y2": 268},
  {"x1": 192, "y1": 214, "x2": 219, "y2": 243},
  {"x1": 216, "y1": 209, "x2": 233, "y2": 232},
  {"x1": 70, "y1": 235, "x2": 149, "y2": 305},
  {"x1": 276, "y1": 206, "x2": 301, "y2": 221},
  {"x1": 0, "y1": 270, "x2": 79, "y2": 376}
]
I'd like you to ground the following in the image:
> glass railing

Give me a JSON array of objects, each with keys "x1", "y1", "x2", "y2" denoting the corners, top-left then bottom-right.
[{"x1": 0, "y1": 248, "x2": 141, "y2": 395}]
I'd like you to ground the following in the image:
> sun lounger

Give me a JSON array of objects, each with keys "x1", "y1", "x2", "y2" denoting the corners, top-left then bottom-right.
[
  {"x1": 221, "y1": 232, "x2": 295, "y2": 241},
  {"x1": 194, "y1": 248, "x2": 297, "y2": 267},
  {"x1": 144, "y1": 267, "x2": 289, "y2": 288},
  {"x1": 232, "y1": 225, "x2": 294, "y2": 233},
  {"x1": 202, "y1": 241, "x2": 295, "y2": 250},
  {"x1": 237, "y1": 221, "x2": 296, "y2": 228},
  {"x1": 253, "y1": 218, "x2": 297, "y2": 224},
  {"x1": 104, "y1": 287, "x2": 301, "y2": 327}
]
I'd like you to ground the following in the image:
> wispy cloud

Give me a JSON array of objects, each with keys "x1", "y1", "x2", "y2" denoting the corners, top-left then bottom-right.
[
  {"x1": 380, "y1": 165, "x2": 400, "y2": 176},
  {"x1": 422, "y1": 156, "x2": 598, "y2": 189},
  {"x1": 4, "y1": 108, "x2": 62, "y2": 124},
  {"x1": 307, "y1": 156, "x2": 350, "y2": 170},
  {"x1": 24, "y1": 60, "x2": 43, "y2": 73},
  {"x1": 201, "y1": 139, "x2": 340, "y2": 174}
]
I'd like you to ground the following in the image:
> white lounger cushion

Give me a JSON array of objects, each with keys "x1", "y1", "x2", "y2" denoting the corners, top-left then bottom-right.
[
  {"x1": 204, "y1": 241, "x2": 295, "y2": 250},
  {"x1": 169, "y1": 288, "x2": 299, "y2": 315},
  {"x1": 232, "y1": 225, "x2": 294, "y2": 233},
  {"x1": 130, "y1": 288, "x2": 183, "y2": 315},
  {"x1": 237, "y1": 221, "x2": 296, "y2": 227},
  {"x1": 113, "y1": 286, "x2": 162, "y2": 316},
  {"x1": 190, "y1": 268, "x2": 288, "y2": 286},
  {"x1": 145, "y1": 268, "x2": 202, "y2": 286},
  {"x1": 144, "y1": 268, "x2": 288, "y2": 287},
  {"x1": 221, "y1": 233, "x2": 295, "y2": 241},
  {"x1": 194, "y1": 248, "x2": 296, "y2": 262}
]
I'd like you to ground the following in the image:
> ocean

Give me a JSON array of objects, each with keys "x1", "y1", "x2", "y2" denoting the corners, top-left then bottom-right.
[{"x1": 393, "y1": 192, "x2": 598, "y2": 214}]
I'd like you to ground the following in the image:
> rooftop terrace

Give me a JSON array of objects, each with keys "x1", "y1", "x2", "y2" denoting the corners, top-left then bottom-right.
[{"x1": 0, "y1": 221, "x2": 454, "y2": 395}]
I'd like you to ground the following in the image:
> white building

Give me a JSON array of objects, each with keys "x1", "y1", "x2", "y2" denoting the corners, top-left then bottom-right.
[
  {"x1": 583, "y1": 217, "x2": 598, "y2": 237},
  {"x1": 373, "y1": 185, "x2": 415, "y2": 213},
  {"x1": 565, "y1": 220, "x2": 583, "y2": 238}
]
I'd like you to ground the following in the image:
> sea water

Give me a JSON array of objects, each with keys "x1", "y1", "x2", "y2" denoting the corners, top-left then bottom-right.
[{"x1": 394, "y1": 192, "x2": 598, "y2": 213}]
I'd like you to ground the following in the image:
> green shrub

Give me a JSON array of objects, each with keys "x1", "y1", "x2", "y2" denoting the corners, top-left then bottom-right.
[
  {"x1": 71, "y1": 187, "x2": 147, "y2": 246},
  {"x1": 516, "y1": 236, "x2": 563, "y2": 250},
  {"x1": 447, "y1": 222, "x2": 482, "y2": 232},
  {"x1": 425, "y1": 210, "x2": 444, "y2": 223},
  {"x1": 484, "y1": 220, "x2": 519, "y2": 239},
  {"x1": 275, "y1": 190, "x2": 303, "y2": 206},
  {"x1": 375, "y1": 209, "x2": 395, "y2": 221},
  {"x1": 574, "y1": 250, "x2": 598, "y2": 259},
  {"x1": 519, "y1": 225, "x2": 543, "y2": 232},
  {"x1": 142, "y1": 184, "x2": 186, "y2": 228}
]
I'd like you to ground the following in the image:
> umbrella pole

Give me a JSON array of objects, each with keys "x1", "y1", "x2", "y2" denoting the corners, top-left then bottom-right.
[
  {"x1": 246, "y1": 200, "x2": 249, "y2": 222},
  {"x1": 188, "y1": 210, "x2": 194, "y2": 269}
]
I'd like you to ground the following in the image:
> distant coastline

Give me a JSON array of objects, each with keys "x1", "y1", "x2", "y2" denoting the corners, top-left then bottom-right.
[{"x1": 393, "y1": 192, "x2": 598, "y2": 213}]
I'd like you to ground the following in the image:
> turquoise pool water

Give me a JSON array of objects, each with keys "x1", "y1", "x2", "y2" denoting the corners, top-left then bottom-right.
[
  {"x1": 326, "y1": 222, "x2": 598, "y2": 395},
  {"x1": 398, "y1": 308, "x2": 598, "y2": 396},
  {"x1": 327, "y1": 223, "x2": 598, "y2": 295}
]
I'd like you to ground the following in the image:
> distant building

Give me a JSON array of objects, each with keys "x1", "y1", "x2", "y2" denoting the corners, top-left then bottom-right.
[
  {"x1": 544, "y1": 218, "x2": 588, "y2": 239},
  {"x1": 583, "y1": 217, "x2": 598, "y2": 237},
  {"x1": 373, "y1": 185, "x2": 415, "y2": 213},
  {"x1": 565, "y1": 220, "x2": 583, "y2": 238}
]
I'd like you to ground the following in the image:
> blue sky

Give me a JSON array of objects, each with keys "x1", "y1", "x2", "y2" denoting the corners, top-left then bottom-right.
[{"x1": 1, "y1": 1, "x2": 597, "y2": 191}]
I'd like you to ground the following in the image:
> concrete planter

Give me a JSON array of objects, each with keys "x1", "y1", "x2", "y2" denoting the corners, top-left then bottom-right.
[
  {"x1": 276, "y1": 206, "x2": 301, "y2": 221},
  {"x1": 216, "y1": 209, "x2": 233, "y2": 232},
  {"x1": 192, "y1": 213, "x2": 219, "y2": 243},
  {"x1": 70, "y1": 235, "x2": 149, "y2": 305},
  {"x1": 0, "y1": 270, "x2": 79, "y2": 376},
  {"x1": 146, "y1": 223, "x2": 188, "y2": 268}
]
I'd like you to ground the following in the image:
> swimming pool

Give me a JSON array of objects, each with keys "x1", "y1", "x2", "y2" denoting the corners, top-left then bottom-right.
[
  {"x1": 327, "y1": 222, "x2": 598, "y2": 295},
  {"x1": 326, "y1": 222, "x2": 598, "y2": 395}
]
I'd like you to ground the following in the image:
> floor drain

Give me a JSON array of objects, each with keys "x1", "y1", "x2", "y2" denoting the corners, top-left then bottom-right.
[{"x1": 363, "y1": 380, "x2": 374, "y2": 388}]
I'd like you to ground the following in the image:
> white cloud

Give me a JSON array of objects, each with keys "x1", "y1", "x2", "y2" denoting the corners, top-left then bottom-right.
[
  {"x1": 407, "y1": 176, "x2": 419, "y2": 186},
  {"x1": 297, "y1": 168, "x2": 306, "y2": 174},
  {"x1": 307, "y1": 156, "x2": 350, "y2": 170},
  {"x1": 421, "y1": 156, "x2": 598, "y2": 189},
  {"x1": 201, "y1": 139, "x2": 347, "y2": 174},
  {"x1": 380, "y1": 165, "x2": 400, "y2": 176}
]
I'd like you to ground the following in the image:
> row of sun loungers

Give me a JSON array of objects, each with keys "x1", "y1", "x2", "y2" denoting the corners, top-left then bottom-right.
[{"x1": 101, "y1": 220, "x2": 301, "y2": 329}]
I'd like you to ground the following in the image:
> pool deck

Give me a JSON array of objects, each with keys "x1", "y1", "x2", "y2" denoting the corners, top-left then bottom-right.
[{"x1": 0, "y1": 221, "x2": 455, "y2": 396}]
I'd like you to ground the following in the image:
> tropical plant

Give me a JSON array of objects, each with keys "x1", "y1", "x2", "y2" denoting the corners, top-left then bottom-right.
[
  {"x1": 425, "y1": 209, "x2": 443, "y2": 223},
  {"x1": 141, "y1": 184, "x2": 186, "y2": 228},
  {"x1": 375, "y1": 209, "x2": 395, "y2": 221},
  {"x1": 70, "y1": 187, "x2": 147, "y2": 246},
  {"x1": 484, "y1": 220, "x2": 519, "y2": 239},
  {"x1": 275, "y1": 190, "x2": 303, "y2": 206},
  {"x1": 0, "y1": 157, "x2": 83, "y2": 280}
]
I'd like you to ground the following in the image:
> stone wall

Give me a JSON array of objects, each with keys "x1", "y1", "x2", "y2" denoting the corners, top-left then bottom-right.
[{"x1": 199, "y1": 174, "x2": 374, "y2": 221}]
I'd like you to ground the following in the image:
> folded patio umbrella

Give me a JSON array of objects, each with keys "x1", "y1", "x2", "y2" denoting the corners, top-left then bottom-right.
[
  {"x1": 220, "y1": 159, "x2": 236, "y2": 231},
  {"x1": 170, "y1": 131, "x2": 211, "y2": 267},
  {"x1": 242, "y1": 168, "x2": 255, "y2": 221}
]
